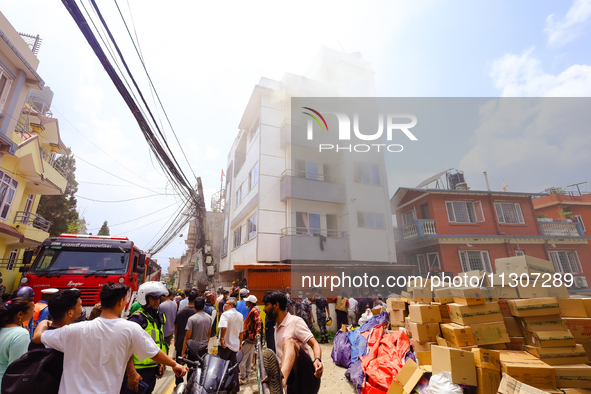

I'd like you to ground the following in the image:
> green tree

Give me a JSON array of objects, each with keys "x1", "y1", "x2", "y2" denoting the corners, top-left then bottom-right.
[
  {"x1": 98, "y1": 221, "x2": 110, "y2": 236},
  {"x1": 166, "y1": 270, "x2": 178, "y2": 288},
  {"x1": 37, "y1": 152, "x2": 79, "y2": 237}
]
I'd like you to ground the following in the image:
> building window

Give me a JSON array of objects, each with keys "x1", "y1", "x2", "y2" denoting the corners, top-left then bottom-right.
[
  {"x1": 296, "y1": 212, "x2": 321, "y2": 235},
  {"x1": 249, "y1": 163, "x2": 259, "y2": 191},
  {"x1": 232, "y1": 228, "x2": 242, "y2": 249},
  {"x1": 357, "y1": 212, "x2": 385, "y2": 229},
  {"x1": 426, "y1": 252, "x2": 441, "y2": 271},
  {"x1": 0, "y1": 171, "x2": 18, "y2": 221},
  {"x1": 549, "y1": 250, "x2": 582, "y2": 274},
  {"x1": 446, "y1": 201, "x2": 484, "y2": 224},
  {"x1": 294, "y1": 160, "x2": 322, "y2": 180},
  {"x1": 495, "y1": 202, "x2": 525, "y2": 224},
  {"x1": 248, "y1": 213, "x2": 257, "y2": 240},
  {"x1": 326, "y1": 214, "x2": 337, "y2": 238},
  {"x1": 6, "y1": 249, "x2": 18, "y2": 271},
  {"x1": 515, "y1": 250, "x2": 525, "y2": 256},
  {"x1": 459, "y1": 250, "x2": 492, "y2": 273},
  {"x1": 355, "y1": 163, "x2": 380, "y2": 185},
  {"x1": 573, "y1": 214, "x2": 586, "y2": 232},
  {"x1": 401, "y1": 208, "x2": 417, "y2": 225},
  {"x1": 23, "y1": 194, "x2": 34, "y2": 222},
  {"x1": 0, "y1": 69, "x2": 13, "y2": 114},
  {"x1": 235, "y1": 184, "x2": 243, "y2": 208}
]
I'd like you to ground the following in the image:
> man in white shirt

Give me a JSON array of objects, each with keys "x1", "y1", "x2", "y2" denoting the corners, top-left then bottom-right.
[
  {"x1": 218, "y1": 297, "x2": 243, "y2": 393},
  {"x1": 347, "y1": 295, "x2": 358, "y2": 326},
  {"x1": 33, "y1": 283, "x2": 188, "y2": 394}
]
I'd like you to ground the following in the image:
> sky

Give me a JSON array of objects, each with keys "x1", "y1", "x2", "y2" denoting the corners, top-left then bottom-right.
[{"x1": 2, "y1": 0, "x2": 590, "y2": 274}]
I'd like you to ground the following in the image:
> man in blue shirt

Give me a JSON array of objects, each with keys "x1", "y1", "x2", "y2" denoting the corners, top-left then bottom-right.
[
  {"x1": 29, "y1": 288, "x2": 58, "y2": 339},
  {"x1": 236, "y1": 288, "x2": 250, "y2": 320}
]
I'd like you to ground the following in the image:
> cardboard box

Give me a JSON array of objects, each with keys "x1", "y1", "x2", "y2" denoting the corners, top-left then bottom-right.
[
  {"x1": 400, "y1": 291, "x2": 412, "y2": 302},
  {"x1": 504, "y1": 317, "x2": 524, "y2": 337},
  {"x1": 495, "y1": 284, "x2": 520, "y2": 299},
  {"x1": 499, "y1": 299, "x2": 516, "y2": 317},
  {"x1": 416, "y1": 351, "x2": 431, "y2": 366},
  {"x1": 495, "y1": 256, "x2": 555, "y2": 276},
  {"x1": 387, "y1": 298, "x2": 407, "y2": 311},
  {"x1": 412, "y1": 288, "x2": 432, "y2": 304},
  {"x1": 404, "y1": 317, "x2": 412, "y2": 337},
  {"x1": 499, "y1": 351, "x2": 557, "y2": 390},
  {"x1": 447, "y1": 302, "x2": 503, "y2": 325},
  {"x1": 524, "y1": 344, "x2": 589, "y2": 365},
  {"x1": 497, "y1": 373, "x2": 552, "y2": 394},
  {"x1": 562, "y1": 389, "x2": 591, "y2": 394},
  {"x1": 565, "y1": 317, "x2": 591, "y2": 340},
  {"x1": 516, "y1": 315, "x2": 565, "y2": 333},
  {"x1": 389, "y1": 310, "x2": 408, "y2": 324},
  {"x1": 546, "y1": 283, "x2": 570, "y2": 299},
  {"x1": 409, "y1": 321, "x2": 441, "y2": 343},
  {"x1": 436, "y1": 335, "x2": 447, "y2": 347},
  {"x1": 517, "y1": 281, "x2": 550, "y2": 299},
  {"x1": 408, "y1": 304, "x2": 442, "y2": 323},
  {"x1": 408, "y1": 277, "x2": 431, "y2": 289},
  {"x1": 507, "y1": 298, "x2": 560, "y2": 317},
  {"x1": 436, "y1": 303, "x2": 450, "y2": 319},
  {"x1": 554, "y1": 364, "x2": 591, "y2": 389},
  {"x1": 431, "y1": 345, "x2": 478, "y2": 386},
  {"x1": 476, "y1": 367, "x2": 501, "y2": 394},
  {"x1": 472, "y1": 348, "x2": 501, "y2": 371},
  {"x1": 409, "y1": 338, "x2": 435, "y2": 352},
  {"x1": 558, "y1": 298, "x2": 588, "y2": 317},
  {"x1": 523, "y1": 329, "x2": 576, "y2": 348},
  {"x1": 577, "y1": 339, "x2": 591, "y2": 354},
  {"x1": 387, "y1": 358, "x2": 425, "y2": 394},
  {"x1": 433, "y1": 287, "x2": 454, "y2": 304},
  {"x1": 451, "y1": 287, "x2": 486, "y2": 305},
  {"x1": 471, "y1": 321, "x2": 510, "y2": 345},
  {"x1": 582, "y1": 299, "x2": 591, "y2": 317},
  {"x1": 481, "y1": 343, "x2": 507, "y2": 350},
  {"x1": 371, "y1": 306, "x2": 387, "y2": 315},
  {"x1": 508, "y1": 337, "x2": 526, "y2": 351},
  {"x1": 441, "y1": 322, "x2": 475, "y2": 347}
]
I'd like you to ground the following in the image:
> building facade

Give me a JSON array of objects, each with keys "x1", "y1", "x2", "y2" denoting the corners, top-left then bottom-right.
[
  {"x1": 219, "y1": 48, "x2": 398, "y2": 300},
  {"x1": 391, "y1": 182, "x2": 590, "y2": 288},
  {"x1": 0, "y1": 14, "x2": 69, "y2": 293},
  {"x1": 533, "y1": 191, "x2": 591, "y2": 287}
]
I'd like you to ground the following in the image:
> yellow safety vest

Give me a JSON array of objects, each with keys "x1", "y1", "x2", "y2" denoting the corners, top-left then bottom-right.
[{"x1": 133, "y1": 309, "x2": 168, "y2": 369}]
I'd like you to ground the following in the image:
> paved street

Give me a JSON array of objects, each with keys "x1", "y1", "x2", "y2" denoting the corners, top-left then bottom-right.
[{"x1": 156, "y1": 343, "x2": 356, "y2": 394}]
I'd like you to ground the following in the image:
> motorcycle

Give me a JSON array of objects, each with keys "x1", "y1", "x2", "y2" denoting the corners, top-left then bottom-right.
[{"x1": 173, "y1": 340, "x2": 243, "y2": 394}]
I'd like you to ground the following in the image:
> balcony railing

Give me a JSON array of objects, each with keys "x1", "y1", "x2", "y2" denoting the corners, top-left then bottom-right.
[
  {"x1": 39, "y1": 147, "x2": 68, "y2": 178},
  {"x1": 540, "y1": 221, "x2": 585, "y2": 237},
  {"x1": 14, "y1": 211, "x2": 52, "y2": 232},
  {"x1": 280, "y1": 227, "x2": 348, "y2": 238},
  {"x1": 395, "y1": 219, "x2": 437, "y2": 241},
  {"x1": 281, "y1": 169, "x2": 343, "y2": 184}
]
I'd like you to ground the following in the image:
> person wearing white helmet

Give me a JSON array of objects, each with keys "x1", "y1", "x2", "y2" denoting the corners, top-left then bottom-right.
[{"x1": 121, "y1": 281, "x2": 168, "y2": 394}]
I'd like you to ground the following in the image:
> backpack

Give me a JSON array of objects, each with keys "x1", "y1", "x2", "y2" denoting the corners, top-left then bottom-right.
[{"x1": 1, "y1": 347, "x2": 63, "y2": 394}]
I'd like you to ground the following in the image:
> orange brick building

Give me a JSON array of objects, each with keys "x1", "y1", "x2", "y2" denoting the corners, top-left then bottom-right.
[{"x1": 390, "y1": 187, "x2": 590, "y2": 288}]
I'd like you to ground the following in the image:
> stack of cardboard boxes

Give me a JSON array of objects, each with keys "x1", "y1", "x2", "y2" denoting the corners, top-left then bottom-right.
[{"x1": 383, "y1": 256, "x2": 591, "y2": 393}]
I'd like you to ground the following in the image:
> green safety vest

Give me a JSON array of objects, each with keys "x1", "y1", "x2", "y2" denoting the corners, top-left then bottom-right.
[{"x1": 133, "y1": 309, "x2": 168, "y2": 369}]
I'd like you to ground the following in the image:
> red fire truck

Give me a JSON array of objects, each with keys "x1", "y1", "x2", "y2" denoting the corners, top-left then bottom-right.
[{"x1": 18, "y1": 234, "x2": 160, "y2": 316}]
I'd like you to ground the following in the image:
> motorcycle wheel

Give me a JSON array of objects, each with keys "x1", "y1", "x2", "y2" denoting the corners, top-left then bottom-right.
[{"x1": 262, "y1": 349, "x2": 283, "y2": 394}]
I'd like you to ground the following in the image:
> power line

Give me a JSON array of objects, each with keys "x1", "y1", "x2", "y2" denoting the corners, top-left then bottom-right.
[
  {"x1": 87, "y1": 200, "x2": 180, "y2": 230},
  {"x1": 113, "y1": 214, "x2": 172, "y2": 236},
  {"x1": 78, "y1": 193, "x2": 171, "y2": 203}
]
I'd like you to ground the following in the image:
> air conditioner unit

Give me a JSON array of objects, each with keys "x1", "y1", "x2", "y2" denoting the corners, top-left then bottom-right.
[{"x1": 573, "y1": 276, "x2": 588, "y2": 289}]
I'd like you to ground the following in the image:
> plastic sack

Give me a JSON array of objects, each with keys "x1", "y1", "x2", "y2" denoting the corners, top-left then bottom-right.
[
  {"x1": 331, "y1": 329, "x2": 352, "y2": 368},
  {"x1": 349, "y1": 328, "x2": 369, "y2": 364},
  {"x1": 358, "y1": 310, "x2": 373, "y2": 326},
  {"x1": 360, "y1": 311, "x2": 389, "y2": 333},
  {"x1": 345, "y1": 360, "x2": 365, "y2": 394},
  {"x1": 362, "y1": 330, "x2": 411, "y2": 394},
  {"x1": 428, "y1": 372, "x2": 463, "y2": 394}
]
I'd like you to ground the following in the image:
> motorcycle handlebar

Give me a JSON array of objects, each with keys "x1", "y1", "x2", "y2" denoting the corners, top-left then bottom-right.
[{"x1": 176, "y1": 357, "x2": 199, "y2": 367}]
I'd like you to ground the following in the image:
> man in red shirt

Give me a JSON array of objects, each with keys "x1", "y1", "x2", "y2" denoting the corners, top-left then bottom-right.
[{"x1": 239, "y1": 295, "x2": 261, "y2": 384}]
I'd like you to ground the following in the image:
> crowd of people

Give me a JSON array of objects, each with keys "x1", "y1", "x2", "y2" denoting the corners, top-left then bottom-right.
[{"x1": 0, "y1": 281, "x2": 387, "y2": 394}]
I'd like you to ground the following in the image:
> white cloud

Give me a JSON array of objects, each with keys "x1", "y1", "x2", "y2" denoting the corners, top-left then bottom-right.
[
  {"x1": 545, "y1": 0, "x2": 591, "y2": 47},
  {"x1": 490, "y1": 47, "x2": 591, "y2": 97}
]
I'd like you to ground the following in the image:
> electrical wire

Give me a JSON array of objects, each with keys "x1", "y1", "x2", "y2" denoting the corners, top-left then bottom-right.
[
  {"x1": 77, "y1": 193, "x2": 170, "y2": 203},
  {"x1": 87, "y1": 200, "x2": 180, "y2": 230},
  {"x1": 113, "y1": 213, "x2": 173, "y2": 236}
]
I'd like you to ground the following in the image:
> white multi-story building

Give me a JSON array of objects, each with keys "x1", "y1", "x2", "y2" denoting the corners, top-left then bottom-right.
[{"x1": 219, "y1": 48, "x2": 396, "y2": 298}]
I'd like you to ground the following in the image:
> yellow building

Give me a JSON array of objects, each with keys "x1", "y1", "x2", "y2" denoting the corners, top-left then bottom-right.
[{"x1": 0, "y1": 12, "x2": 68, "y2": 293}]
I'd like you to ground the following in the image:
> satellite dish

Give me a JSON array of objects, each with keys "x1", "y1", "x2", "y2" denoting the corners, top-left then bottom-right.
[{"x1": 415, "y1": 168, "x2": 454, "y2": 189}]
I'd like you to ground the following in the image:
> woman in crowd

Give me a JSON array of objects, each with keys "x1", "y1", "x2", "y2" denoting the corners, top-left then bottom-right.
[{"x1": 0, "y1": 297, "x2": 35, "y2": 389}]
